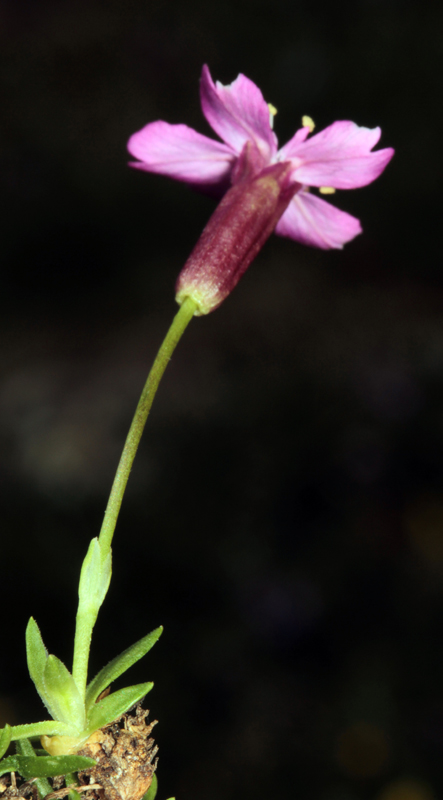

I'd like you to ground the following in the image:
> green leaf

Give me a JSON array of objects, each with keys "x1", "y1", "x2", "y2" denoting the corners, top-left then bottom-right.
[
  {"x1": 78, "y1": 538, "x2": 112, "y2": 618},
  {"x1": 15, "y1": 738, "x2": 52, "y2": 800},
  {"x1": 0, "y1": 725, "x2": 12, "y2": 759},
  {"x1": 85, "y1": 682, "x2": 153, "y2": 735},
  {"x1": 25, "y1": 618, "x2": 55, "y2": 718},
  {"x1": 143, "y1": 773, "x2": 158, "y2": 800},
  {"x1": 0, "y1": 755, "x2": 20, "y2": 776},
  {"x1": 9, "y1": 720, "x2": 75, "y2": 741},
  {"x1": 14, "y1": 755, "x2": 96, "y2": 780},
  {"x1": 85, "y1": 627, "x2": 162, "y2": 712},
  {"x1": 43, "y1": 655, "x2": 85, "y2": 730}
]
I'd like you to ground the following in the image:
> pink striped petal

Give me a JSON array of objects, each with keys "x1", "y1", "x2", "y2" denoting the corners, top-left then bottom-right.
[
  {"x1": 284, "y1": 121, "x2": 394, "y2": 189},
  {"x1": 200, "y1": 64, "x2": 278, "y2": 164},
  {"x1": 127, "y1": 120, "x2": 235, "y2": 186},
  {"x1": 274, "y1": 190, "x2": 362, "y2": 249}
]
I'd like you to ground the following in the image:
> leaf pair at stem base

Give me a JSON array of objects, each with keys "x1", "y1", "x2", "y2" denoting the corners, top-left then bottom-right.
[{"x1": 2, "y1": 621, "x2": 162, "y2": 756}]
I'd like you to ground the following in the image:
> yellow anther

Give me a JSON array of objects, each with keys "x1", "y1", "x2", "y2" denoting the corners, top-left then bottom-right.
[
  {"x1": 319, "y1": 186, "x2": 336, "y2": 194},
  {"x1": 268, "y1": 103, "x2": 278, "y2": 129},
  {"x1": 302, "y1": 115, "x2": 315, "y2": 132}
]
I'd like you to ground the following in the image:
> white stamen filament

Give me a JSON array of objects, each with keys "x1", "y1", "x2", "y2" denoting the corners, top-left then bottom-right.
[{"x1": 268, "y1": 103, "x2": 278, "y2": 129}]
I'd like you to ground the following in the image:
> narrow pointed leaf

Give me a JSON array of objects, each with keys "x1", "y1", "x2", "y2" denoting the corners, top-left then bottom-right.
[
  {"x1": 10, "y1": 720, "x2": 74, "y2": 741},
  {"x1": 0, "y1": 756, "x2": 20, "y2": 776},
  {"x1": 44, "y1": 655, "x2": 85, "y2": 730},
  {"x1": 0, "y1": 725, "x2": 12, "y2": 759},
  {"x1": 85, "y1": 627, "x2": 162, "y2": 712},
  {"x1": 143, "y1": 773, "x2": 158, "y2": 800},
  {"x1": 15, "y1": 754, "x2": 96, "y2": 780},
  {"x1": 25, "y1": 618, "x2": 56, "y2": 717},
  {"x1": 15, "y1": 738, "x2": 52, "y2": 800},
  {"x1": 86, "y1": 682, "x2": 153, "y2": 735}
]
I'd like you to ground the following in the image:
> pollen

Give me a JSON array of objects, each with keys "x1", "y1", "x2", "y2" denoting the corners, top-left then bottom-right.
[
  {"x1": 302, "y1": 115, "x2": 315, "y2": 132},
  {"x1": 319, "y1": 186, "x2": 336, "y2": 194},
  {"x1": 268, "y1": 103, "x2": 278, "y2": 128}
]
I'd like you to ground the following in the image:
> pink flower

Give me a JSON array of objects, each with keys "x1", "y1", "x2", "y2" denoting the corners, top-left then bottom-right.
[
  {"x1": 128, "y1": 65, "x2": 393, "y2": 249},
  {"x1": 128, "y1": 66, "x2": 394, "y2": 313}
]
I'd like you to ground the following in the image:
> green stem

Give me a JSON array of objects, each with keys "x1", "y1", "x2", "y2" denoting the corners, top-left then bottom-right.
[
  {"x1": 99, "y1": 296, "x2": 197, "y2": 554},
  {"x1": 72, "y1": 297, "x2": 196, "y2": 696}
]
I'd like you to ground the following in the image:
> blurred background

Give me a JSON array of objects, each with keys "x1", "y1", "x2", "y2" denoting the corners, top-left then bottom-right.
[{"x1": 0, "y1": 1, "x2": 442, "y2": 799}]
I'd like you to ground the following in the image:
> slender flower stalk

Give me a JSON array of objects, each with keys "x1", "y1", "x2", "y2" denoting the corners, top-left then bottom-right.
[
  {"x1": 98, "y1": 296, "x2": 198, "y2": 555},
  {"x1": 71, "y1": 296, "x2": 197, "y2": 701}
]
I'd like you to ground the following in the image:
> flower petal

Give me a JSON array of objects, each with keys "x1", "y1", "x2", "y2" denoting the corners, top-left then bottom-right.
[
  {"x1": 200, "y1": 64, "x2": 277, "y2": 164},
  {"x1": 127, "y1": 120, "x2": 235, "y2": 186},
  {"x1": 274, "y1": 190, "x2": 362, "y2": 249},
  {"x1": 283, "y1": 121, "x2": 394, "y2": 189},
  {"x1": 277, "y1": 124, "x2": 311, "y2": 158}
]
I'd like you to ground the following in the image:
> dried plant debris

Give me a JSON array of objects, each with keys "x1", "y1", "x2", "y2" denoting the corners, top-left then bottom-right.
[
  {"x1": 44, "y1": 784, "x2": 102, "y2": 800},
  {"x1": 0, "y1": 774, "x2": 37, "y2": 800},
  {"x1": 77, "y1": 705, "x2": 158, "y2": 800},
  {"x1": 0, "y1": 777, "x2": 102, "y2": 800},
  {"x1": 0, "y1": 706, "x2": 157, "y2": 800}
]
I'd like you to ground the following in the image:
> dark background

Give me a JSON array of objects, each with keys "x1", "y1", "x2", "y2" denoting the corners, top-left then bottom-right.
[{"x1": 1, "y1": 2, "x2": 442, "y2": 800}]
